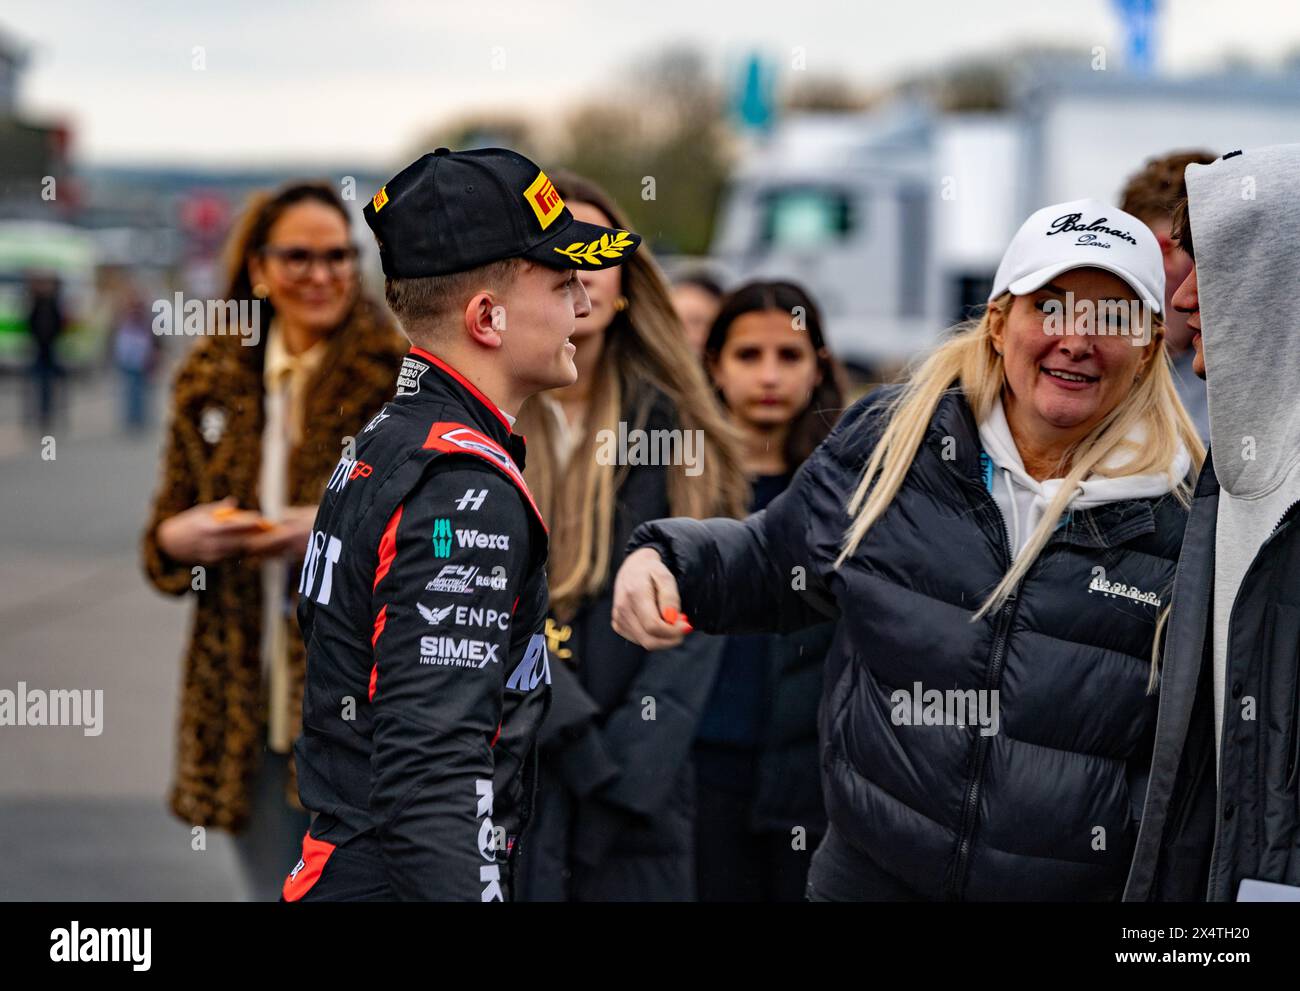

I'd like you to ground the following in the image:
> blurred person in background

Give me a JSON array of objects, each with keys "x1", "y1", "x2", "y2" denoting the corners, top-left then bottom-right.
[
  {"x1": 693, "y1": 279, "x2": 844, "y2": 901},
  {"x1": 514, "y1": 171, "x2": 749, "y2": 902},
  {"x1": 671, "y1": 268, "x2": 725, "y2": 356},
  {"x1": 110, "y1": 282, "x2": 161, "y2": 432},
  {"x1": 1119, "y1": 149, "x2": 1217, "y2": 444},
  {"x1": 141, "y1": 181, "x2": 405, "y2": 900},
  {"x1": 24, "y1": 272, "x2": 65, "y2": 431},
  {"x1": 614, "y1": 199, "x2": 1204, "y2": 901}
]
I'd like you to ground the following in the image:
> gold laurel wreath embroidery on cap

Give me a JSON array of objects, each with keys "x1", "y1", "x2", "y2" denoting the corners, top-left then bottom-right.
[{"x1": 553, "y1": 230, "x2": 635, "y2": 265}]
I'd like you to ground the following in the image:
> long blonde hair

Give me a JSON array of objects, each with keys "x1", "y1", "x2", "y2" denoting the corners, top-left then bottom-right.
[
  {"x1": 516, "y1": 172, "x2": 749, "y2": 620},
  {"x1": 834, "y1": 292, "x2": 1205, "y2": 689}
]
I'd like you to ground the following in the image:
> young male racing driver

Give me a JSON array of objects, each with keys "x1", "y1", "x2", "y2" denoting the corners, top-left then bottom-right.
[{"x1": 281, "y1": 147, "x2": 640, "y2": 901}]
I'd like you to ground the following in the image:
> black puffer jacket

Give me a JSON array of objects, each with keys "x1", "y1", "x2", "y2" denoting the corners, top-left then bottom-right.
[{"x1": 630, "y1": 386, "x2": 1190, "y2": 901}]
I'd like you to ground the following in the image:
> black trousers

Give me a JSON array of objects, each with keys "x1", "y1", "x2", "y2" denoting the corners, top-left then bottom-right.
[
  {"x1": 288, "y1": 840, "x2": 395, "y2": 902},
  {"x1": 693, "y1": 743, "x2": 819, "y2": 902},
  {"x1": 284, "y1": 834, "x2": 517, "y2": 902}
]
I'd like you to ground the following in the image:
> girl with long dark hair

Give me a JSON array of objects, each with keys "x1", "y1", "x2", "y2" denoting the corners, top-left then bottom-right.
[{"x1": 694, "y1": 280, "x2": 845, "y2": 901}]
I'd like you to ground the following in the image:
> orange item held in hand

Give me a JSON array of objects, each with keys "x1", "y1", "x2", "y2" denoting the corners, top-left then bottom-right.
[{"x1": 212, "y1": 505, "x2": 276, "y2": 531}]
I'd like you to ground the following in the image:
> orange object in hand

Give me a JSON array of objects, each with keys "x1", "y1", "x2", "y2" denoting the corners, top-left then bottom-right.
[{"x1": 213, "y1": 505, "x2": 276, "y2": 531}]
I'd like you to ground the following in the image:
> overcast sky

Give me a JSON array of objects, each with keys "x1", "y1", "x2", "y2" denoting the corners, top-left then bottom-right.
[{"x1": 6, "y1": 0, "x2": 1300, "y2": 168}]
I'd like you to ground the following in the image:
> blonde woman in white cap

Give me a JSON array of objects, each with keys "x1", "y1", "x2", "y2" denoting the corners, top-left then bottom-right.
[{"x1": 611, "y1": 199, "x2": 1205, "y2": 901}]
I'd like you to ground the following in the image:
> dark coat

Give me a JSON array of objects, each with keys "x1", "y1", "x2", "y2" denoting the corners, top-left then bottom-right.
[
  {"x1": 631, "y1": 386, "x2": 1191, "y2": 901},
  {"x1": 1125, "y1": 453, "x2": 1300, "y2": 901},
  {"x1": 741, "y1": 621, "x2": 833, "y2": 835},
  {"x1": 517, "y1": 392, "x2": 725, "y2": 902}
]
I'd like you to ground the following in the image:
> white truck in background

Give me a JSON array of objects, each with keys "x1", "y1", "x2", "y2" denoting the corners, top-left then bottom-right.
[{"x1": 709, "y1": 66, "x2": 1300, "y2": 376}]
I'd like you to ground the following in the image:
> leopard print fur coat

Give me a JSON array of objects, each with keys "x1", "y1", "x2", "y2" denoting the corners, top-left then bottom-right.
[{"x1": 142, "y1": 297, "x2": 405, "y2": 832}]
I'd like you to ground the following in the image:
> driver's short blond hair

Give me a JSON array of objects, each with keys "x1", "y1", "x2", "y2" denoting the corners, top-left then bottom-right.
[{"x1": 384, "y1": 258, "x2": 528, "y2": 343}]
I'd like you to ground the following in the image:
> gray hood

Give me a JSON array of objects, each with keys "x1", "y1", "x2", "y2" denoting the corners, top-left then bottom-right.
[{"x1": 1185, "y1": 143, "x2": 1300, "y2": 498}]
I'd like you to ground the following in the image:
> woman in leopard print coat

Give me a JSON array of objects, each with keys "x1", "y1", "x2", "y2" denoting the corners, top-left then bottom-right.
[{"x1": 141, "y1": 182, "x2": 404, "y2": 896}]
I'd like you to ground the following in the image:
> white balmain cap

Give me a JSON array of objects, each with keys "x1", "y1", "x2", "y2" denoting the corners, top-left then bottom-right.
[{"x1": 988, "y1": 198, "x2": 1165, "y2": 314}]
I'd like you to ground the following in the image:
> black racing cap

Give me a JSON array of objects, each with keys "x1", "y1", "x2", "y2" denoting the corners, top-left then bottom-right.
[{"x1": 363, "y1": 147, "x2": 642, "y2": 278}]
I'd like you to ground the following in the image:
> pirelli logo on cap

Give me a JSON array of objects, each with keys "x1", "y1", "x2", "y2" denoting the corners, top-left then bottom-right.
[
  {"x1": 372, "y1": 185, "x2": 390, "y2": 212},
  {"x1": 523, "y1": 171, "x2": 564, "y2": 230}
]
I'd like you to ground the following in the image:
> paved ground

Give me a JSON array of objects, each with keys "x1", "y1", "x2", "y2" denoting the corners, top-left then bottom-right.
[{"x1": 0, "y1": 367, "x2": 247, "y2": 900}]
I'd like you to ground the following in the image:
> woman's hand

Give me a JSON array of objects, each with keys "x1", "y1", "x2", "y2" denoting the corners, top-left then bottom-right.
[
  {"x1": 611, "y1": 547, "x2": 693, "y2": 650},
  {"x1": 155, "y1": 497, "x2": 269, "y2": 565},
  {"x1": 242, "y1": 505, "x2": 317, "y2": 561}
]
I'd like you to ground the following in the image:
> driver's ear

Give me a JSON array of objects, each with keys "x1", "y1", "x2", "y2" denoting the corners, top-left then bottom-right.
[{"x1": 464, "y1": 291, "x2": 503, "y2": 349}]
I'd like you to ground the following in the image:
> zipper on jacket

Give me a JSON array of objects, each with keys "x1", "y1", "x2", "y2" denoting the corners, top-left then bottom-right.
[
  {"x1": 947, "y1": 581, "x2": 1022, "y2": 900},
  {"x1": 1280, "y1": 501, "x2": 1300, "y2": 787},
  {"x1": 942, "y1": 453, "x2": 1020, "y2": 900},
  {"x1": 1204, "y1": 497, "x2": 1300, "y2": 900}
]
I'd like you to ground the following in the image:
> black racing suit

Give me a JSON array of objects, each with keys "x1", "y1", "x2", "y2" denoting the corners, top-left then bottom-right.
[{"x1": 283, "y1": 347, "x2": 551, "y2": 901}]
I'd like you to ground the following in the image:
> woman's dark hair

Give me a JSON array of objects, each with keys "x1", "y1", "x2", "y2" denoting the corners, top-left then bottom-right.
[
  {"x1": 673, "y1": 268, "x2": 725, "y2": 299},
  {"x1": 219, "y1": 181, "x2": 354, "y2": 345},
  {"x1": 705, "y1": 279, "x2": 847, "y2": 469}
]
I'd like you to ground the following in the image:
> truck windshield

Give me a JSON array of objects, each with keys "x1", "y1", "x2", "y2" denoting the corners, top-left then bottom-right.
[{"x1": 759, "y1": 187, "x2": 854, "y2": 251}]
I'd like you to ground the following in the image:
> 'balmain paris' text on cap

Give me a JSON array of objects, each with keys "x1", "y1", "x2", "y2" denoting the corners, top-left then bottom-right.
[{"x1": 988, "y1": 198, "x2": 1164, "y2": 313}]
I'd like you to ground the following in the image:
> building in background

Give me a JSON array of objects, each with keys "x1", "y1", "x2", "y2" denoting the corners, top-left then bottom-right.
[{"x1": 0, "y1": 27, "x2": 74, "y2": 220}]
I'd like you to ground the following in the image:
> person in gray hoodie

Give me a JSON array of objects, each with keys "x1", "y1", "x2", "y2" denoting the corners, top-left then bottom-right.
[
  {"x1": 1125, "y1": 143, "x2": 1300, "y2": 901},
  {"x1": 1119, "y1": 149, "x2": 1217, "y2": 445}
]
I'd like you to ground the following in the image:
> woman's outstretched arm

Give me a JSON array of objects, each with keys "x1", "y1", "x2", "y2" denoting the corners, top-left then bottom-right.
[
  {"x1": 613, "y1": 391, "x2": 889, "y2": 649},
  {"x1": 615, "y1": 469, "x2": 847, "y2": 647}
]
